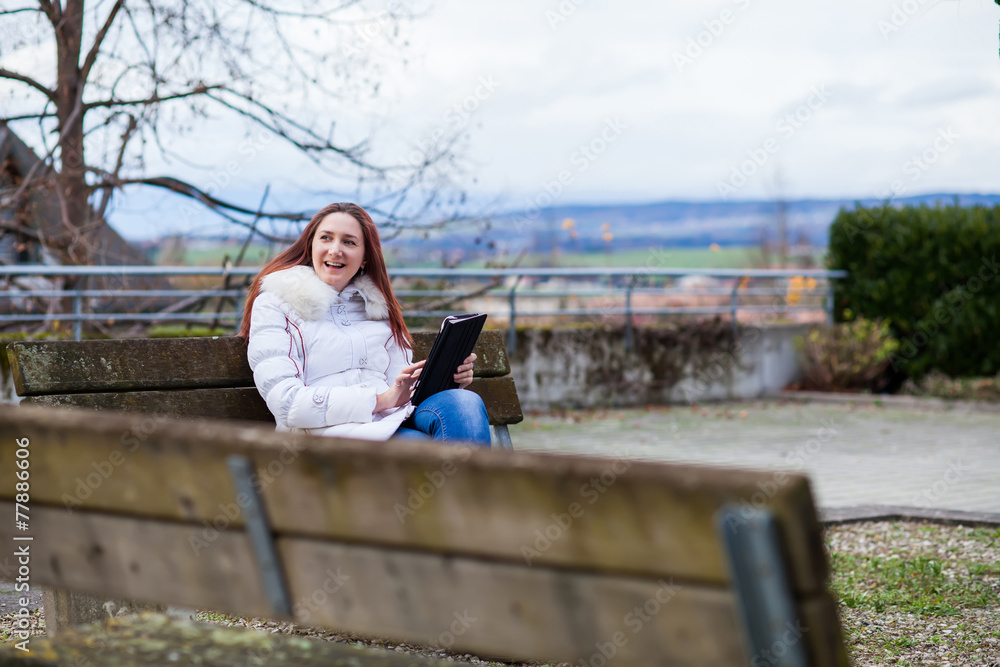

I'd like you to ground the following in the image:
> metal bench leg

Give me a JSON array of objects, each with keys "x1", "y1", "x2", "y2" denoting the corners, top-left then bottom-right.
[
  {"x1": 492, "y1": 424, "x2": 514, "y2": 450},
  {"x1": 715, "y1": 504, "x2": 809, "y2": 667},
  {"x1": 227, "y1": 455, "x2": 292, "y2": 617}
]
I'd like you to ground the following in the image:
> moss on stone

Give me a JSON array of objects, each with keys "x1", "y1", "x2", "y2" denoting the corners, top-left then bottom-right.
[
  {"x1": 509, "y1": 320, "x2": 736, "y2": 408},
  {"x1": 0, "y1": 613, "x2": 470, "y2": 666}
]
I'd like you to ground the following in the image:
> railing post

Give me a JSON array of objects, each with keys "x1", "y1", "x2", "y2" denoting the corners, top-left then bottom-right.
[
  {"x1": 826, "y1": 280, "x2": 835, "y2": 325},
  {"x1": 73, "y1": 290, "x2": 83, "y2": 341},
  {"x1": 507, "y1": 276, "x2": 522, "y2": 354},
  {"x1": 624, "y1": 275, "x2": 636, "y2": 353},
  {"x1": 731, "y1": 276, "x2": 742, "y2": 340},
  {"x1": 235, "y1": 286, "x2": 246, "y2": 335}
]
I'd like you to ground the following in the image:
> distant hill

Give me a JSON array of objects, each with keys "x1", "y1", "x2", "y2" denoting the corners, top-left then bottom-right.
[
  {"x1": 389, "y1": 193, "x2": 1000, "y2": 262},
  {"x1": 132, "y1": 192, "x2": 1000, "y2": 265}
]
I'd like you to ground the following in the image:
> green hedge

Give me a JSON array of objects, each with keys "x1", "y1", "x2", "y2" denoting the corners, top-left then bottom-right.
[{"x1": 828, "y1": 203, "x2": 1000, "y2": 377}]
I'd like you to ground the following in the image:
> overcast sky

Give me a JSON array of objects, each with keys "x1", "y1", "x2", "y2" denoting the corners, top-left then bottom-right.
[
  {"x1": 380, "y1": 0, "x2": 999, "y2": 205},
  {"x1": 3, "y1": 0, "x2": 999, "y2": 238}
]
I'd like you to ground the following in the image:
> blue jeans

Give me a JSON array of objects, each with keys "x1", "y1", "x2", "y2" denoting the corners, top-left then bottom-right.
[{"x1": 393, "y1": 389, "x2": 491, "y2": 447}]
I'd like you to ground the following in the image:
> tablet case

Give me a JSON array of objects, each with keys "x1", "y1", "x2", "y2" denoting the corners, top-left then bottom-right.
[{"x1": 410, "y1": 313, "x2": 487, "y2": 406}]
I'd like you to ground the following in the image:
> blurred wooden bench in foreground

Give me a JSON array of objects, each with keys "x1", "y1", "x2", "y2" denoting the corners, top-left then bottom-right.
[{"x1": 0, "y1": 399, "x2": 847, "y2": 665}]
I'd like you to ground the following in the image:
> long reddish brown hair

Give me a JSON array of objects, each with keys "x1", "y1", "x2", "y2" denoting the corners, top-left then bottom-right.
[{"x1": 238, "y1": 202, "x2": 412, "y2": 351}]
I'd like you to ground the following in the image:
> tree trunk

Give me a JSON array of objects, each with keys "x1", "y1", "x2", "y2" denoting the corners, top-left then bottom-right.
[
  {"x1": 1, "y1": 124, "x2": 162, "y2": 272},
  {"x1": 54, "y1": 0, "x2": 94, "y2": 266}
]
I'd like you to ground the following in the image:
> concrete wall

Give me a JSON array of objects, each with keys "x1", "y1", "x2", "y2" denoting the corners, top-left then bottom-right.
[{"x1": 508, "y1": 324, "x2": 809, "y2": 410}]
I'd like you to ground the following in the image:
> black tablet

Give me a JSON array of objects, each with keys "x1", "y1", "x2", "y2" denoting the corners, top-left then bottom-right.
[{"x1": 410, "y1": 313, "x2": 487, "y2": 406}]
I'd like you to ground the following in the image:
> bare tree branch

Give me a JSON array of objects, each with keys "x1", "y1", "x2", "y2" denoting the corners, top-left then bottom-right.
[
  {"x1": 0, "y1": 220, "x2": 43, "y2": 241},
  {"x1": 79, "y1": 0, "x2": 124, "y2": 84},
  {"x1": 0, "y1": 7, "x2": 43, "y2": 16},
  {"x1": 205, "y1": 90, "x2": 375, "y2": 171},
  {"x1": 209, "y1": 184, "x2": 272, "y2": 329},
  {"x1": 88, "y1": 172, "x2": 307, "y2": 243},
  {"x1": 413, "y1": 277, "x2": 504, "y2": 312},
  {"x1": 95, "y1": 113, "x2": 137, "y2": 219},
  {"x1": 234, "y1": 0, "x2": 363, "y2": 20},
  {"x1": 1, "y1": 113, "x2": 57, "y2": 122},
  {"x1": 36, "y1": 0, "x2": 61, "y2": 26},
  {"x1": 237, "y1": 185, "x2": 271, "y2": 267},
  {"x1": 84, "y1": 84, "x2": 221, "y2": 109},
  {"x1": 0, "y1": 68, "x2": 55, "y2": 102},
  {"x1": 105, "y1": 175, "x2": 311, "y2": 221},
  {"x1": 2, "y1": 1, "x2": 471, "y2": 269}
]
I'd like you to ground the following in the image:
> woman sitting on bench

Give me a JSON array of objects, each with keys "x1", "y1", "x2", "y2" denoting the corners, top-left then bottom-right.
[{"x1": 238, "y1": 202, "x2": 491, "y2": 446}]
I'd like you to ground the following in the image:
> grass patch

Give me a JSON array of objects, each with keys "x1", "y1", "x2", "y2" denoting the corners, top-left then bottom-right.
[
  {"x1": 900, "y1": 370, "x2": 1000, "y2": 402},
  {"x1": 482, "y1": 246, "x2": 764, "y2": 269},
  {"x1": 831, "y1": 553, "x2": 997, "y2": 616},
  {"x1": 970, "y1": 562, "x2": 1000, "y2": 577},
  {"x1": 828, "y1": 524, "x2": 1000, "y2": 618},
  {"x1": 176, "y1": 242, "x2": 811, "y2": 271},
  {"x1": 827, "y1": 523, "x2": 1000, "y2": 663},
  {"x1": 147, "y1": 324, "x2": 235, "y2": 338}
]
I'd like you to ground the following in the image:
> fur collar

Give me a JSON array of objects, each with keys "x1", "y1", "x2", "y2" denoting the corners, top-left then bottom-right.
[{"x1": 260, "y1": 265, "x2": 389, "y2": 321}]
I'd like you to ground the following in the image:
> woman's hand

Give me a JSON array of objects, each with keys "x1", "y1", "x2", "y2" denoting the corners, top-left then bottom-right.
[
  {"x1": 374, "y1": 360, "x2": 425, "y2": 413},
  {"x1": 454, "y1": 353, "x2": 476, "y2": 390}
]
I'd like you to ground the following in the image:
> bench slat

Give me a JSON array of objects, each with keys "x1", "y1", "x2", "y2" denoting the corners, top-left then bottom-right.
[
  {"x1": 0, "y1": 501, "x2": 271, "y2": 617},
  {"x1": 20, "y1": 378, "x2": 520, "y2": 425},
  {"x1": 7, "y1": 337, "x2": 255, "y2": 395},
  {"x1": 281, "y1": 534, "x2": 748, "y2": 665},
  {"x1": 0, "y1": 501, "x2": 846, "y2": 667},
  {"x1": 0, "y1": 405, "x2": 828, "y2": 596},
  {"x1": 466, "y1": 375, "x2": 522, "y2": 424},
  {"x1": 6, "y1": 331, "x2": 510, "y2": 396},
  {"x1": 23, "y1": 387, "x2": 274, "y2": 422},
  {"x1": 283, "y1": 538, "x2": 846, "y2": 667}
]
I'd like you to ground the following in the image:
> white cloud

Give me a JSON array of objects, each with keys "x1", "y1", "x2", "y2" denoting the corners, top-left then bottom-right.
[
  {"x1": 371, "y1": 0, "x2": 998, "y2": 202},
  {"x1": 6, "y1": 0, "x2": 999, "y2": 240}
]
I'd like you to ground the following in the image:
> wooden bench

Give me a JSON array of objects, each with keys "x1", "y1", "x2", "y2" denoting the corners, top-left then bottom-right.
[
  {"x1": 0, "y1": 335, "x2": 849, "y2": 666},
  {"x1": 4, "y1": 330, "x2": 521, "y2": 449},
  {"x1": 0, "y1": 424, "x2": 850, "y2": 666},
  {"x1": 0, "y1": 330, "x2": 520, "y2": 643}
]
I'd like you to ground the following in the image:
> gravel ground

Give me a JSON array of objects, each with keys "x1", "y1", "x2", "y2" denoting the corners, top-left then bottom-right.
[
  {"x1": 826, "y1": 521, "x2": 1000, "y2": 666},
  {"x1": 2, "y1": 521, "x2": 998, "y2": 665}
]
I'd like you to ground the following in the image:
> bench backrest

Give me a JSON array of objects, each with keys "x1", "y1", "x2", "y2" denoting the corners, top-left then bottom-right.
[
  {"x1": 5, "y1": 331, "x2": 522, "y2": 427},
  {"x1": 0, "y1": 404, "x2": 848, "y2": 666}
]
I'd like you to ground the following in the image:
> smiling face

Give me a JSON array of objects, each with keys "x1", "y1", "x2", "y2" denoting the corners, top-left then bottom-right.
[{"x1": 310, "y1": 212, "x2": 366, "y2": 292}]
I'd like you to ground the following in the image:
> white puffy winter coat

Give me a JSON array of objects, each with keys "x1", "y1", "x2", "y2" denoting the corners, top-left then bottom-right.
[{"x1": 246, "y1": 265, "x2": 414, "y2": 440}]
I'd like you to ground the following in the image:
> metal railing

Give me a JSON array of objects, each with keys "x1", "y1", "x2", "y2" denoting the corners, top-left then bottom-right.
[{"x1": 0, "y1": 265, "x2": 847, "y2": 349}]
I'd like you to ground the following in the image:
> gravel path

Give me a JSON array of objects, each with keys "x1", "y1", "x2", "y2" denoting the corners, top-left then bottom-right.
[
  {"x1": 0, "y1": 584, "x2": 42, "y2": 616},
  {"x1": 512, "y1": 401, "x2": 1000, "y2": 513}
]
